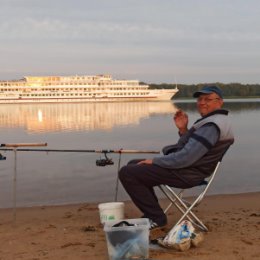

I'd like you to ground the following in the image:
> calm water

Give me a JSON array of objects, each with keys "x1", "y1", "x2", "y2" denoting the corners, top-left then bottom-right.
[{"x1": 0, "y1": 100, "x2": 259, "y2": 208}]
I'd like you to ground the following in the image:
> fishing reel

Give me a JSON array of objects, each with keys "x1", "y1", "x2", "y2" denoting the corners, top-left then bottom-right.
[{"x1": 96, "y1": 152, "x2": 114, "y2": 167}]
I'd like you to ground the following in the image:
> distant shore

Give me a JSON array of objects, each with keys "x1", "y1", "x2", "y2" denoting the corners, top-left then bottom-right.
[{"x1": 0, "y1": 192, "x2": 259, "y2": 260}]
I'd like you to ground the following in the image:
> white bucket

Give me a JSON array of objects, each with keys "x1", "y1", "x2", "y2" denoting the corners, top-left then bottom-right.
[{"x1": 98, "y1": 202, "x2": 125, "y2": 224}]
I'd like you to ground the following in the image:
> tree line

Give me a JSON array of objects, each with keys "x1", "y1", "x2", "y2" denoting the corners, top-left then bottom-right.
[{"x1": 147, "y1": 82, "x2": 260, "y2": 98}]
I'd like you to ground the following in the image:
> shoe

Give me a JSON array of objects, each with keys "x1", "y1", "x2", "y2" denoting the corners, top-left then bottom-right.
[
  {"x1": 149, "y1": 219, "x2": 167, "y2": 231},
  {"x1": 149, "y1": 220, "x2": 167, "y2": 241}
]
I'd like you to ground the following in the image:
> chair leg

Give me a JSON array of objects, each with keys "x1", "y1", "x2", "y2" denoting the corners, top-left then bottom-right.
[
  {"x1": 174, "y1": 197, "x2": 208, "y2": 232},
  {"x1": 159, "y1": 185, "x2": 208, "y2": 232},
  {"x1": 159, "y1": 162, "x2": 221, "y2": 232},
  {"x1": 163, "y1": 189, "x2": 184, "y2": 214}
]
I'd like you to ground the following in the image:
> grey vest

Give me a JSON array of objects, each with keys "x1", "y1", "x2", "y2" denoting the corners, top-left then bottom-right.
[{"x1": 189, "y1": 110, "x2": 234, "y2": 172}]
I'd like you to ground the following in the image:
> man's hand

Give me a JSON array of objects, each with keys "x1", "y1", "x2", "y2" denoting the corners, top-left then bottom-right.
[
  {"x1": 174, "y1": 110, "x2": 188, "y2": 134},
  {"x1": 137, "y1": 159, "x2": 153, "y2": 165}
]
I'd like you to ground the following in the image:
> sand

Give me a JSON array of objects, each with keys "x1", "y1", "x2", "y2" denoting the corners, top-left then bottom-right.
[{"x1": 0, "y1": 192, "x2": 259, "y2": 260}]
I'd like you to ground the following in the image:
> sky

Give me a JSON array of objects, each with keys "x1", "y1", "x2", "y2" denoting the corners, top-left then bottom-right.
[{"x1": 1, "y1": 0, "x2": 260, "y2": 84}]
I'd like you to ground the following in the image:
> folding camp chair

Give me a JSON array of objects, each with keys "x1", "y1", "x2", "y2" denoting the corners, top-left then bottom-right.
[{"x1": 159, "y1": 161, "x2": 221, "y2": 232}]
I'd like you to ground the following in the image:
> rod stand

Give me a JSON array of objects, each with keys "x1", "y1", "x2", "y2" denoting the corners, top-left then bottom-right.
[{"x1": 4, "y1": 143, "x2": 48, "y2": 225}]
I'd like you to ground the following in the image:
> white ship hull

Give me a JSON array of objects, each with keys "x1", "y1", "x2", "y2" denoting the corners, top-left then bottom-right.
[{"x1": 0, "y1": 75, "x2": 178, "y2": 104}]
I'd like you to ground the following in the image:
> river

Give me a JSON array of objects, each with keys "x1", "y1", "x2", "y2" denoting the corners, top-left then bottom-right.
[{"x1": 0, "y1": 100, "x2": 259, "y2": 208}]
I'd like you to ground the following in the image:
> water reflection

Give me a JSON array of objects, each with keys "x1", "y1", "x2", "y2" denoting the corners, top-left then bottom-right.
[
  {"x1": 0, "y1": 102, "x2": 178, "y2": 133},
  {"x1": 1, "y1": 100, "x2": 259, "y2": 134}
]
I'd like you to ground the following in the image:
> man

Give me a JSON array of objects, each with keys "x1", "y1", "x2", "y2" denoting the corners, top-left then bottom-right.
[{"x1": 119, "y1": 85, "x2": 234, "y2": 230}]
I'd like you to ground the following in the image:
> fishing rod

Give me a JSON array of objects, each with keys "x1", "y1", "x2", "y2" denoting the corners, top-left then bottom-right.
[
  {"x1": 1, "y1": 143, "x2": 48, "y2": 148},
  {"x1": 0, "y1": 146, "x2": 159, "y2": 154},
  {"x1": 0, "y1": 143, "x2": 48, "y2": 160},
  {"x1": 0, "y1": 143, "x2": 160, "y2": 166}
]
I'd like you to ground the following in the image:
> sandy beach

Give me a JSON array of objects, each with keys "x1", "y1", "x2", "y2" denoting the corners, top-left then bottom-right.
[{"x1": 0, "y1": 192, "x2": 259, "y2": 260}]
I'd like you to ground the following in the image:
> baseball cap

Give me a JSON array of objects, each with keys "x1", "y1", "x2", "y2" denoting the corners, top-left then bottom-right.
[{"x1": 193, "y1": 85, "x2": 223, "y2": 99}]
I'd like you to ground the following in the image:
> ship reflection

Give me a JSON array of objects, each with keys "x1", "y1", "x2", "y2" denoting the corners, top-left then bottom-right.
[{"x1": 0, "y1": 102, "x2": 178, "y2": 133}]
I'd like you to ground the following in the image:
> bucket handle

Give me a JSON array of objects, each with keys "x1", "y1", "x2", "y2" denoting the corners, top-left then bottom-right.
[{"x1": 112, "y1": 221, "x2": 135, "y2": 227}]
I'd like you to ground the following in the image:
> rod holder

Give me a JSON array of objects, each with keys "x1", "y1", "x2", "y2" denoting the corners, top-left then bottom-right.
[{"x1": 1, "y1": 142, "x2": 48, "y2": 226}]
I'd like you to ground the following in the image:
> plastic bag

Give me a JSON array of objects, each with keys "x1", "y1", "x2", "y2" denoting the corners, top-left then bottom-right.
[{"x1": 157, "y1": 220, "x2": 203, "y2": 251}]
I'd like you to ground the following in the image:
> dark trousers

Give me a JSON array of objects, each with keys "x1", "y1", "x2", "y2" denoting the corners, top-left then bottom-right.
[{"x1": 118, "y1": 160, "x2": 188, "y2": 225}]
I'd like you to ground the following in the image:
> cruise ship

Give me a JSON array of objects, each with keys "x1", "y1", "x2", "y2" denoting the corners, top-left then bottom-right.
[{"x1": 0, "y1": 75, "x2": 178, "y2": 103}]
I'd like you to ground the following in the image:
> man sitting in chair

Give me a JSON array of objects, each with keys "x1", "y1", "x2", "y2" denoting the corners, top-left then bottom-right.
[{"x1": 119, "y1": 85, "x2": 234, "y2": 230}]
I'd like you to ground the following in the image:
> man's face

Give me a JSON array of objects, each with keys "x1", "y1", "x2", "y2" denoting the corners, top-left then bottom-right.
[{"x1": 196, "y1": 93, "x2": 223, "y2": 116}]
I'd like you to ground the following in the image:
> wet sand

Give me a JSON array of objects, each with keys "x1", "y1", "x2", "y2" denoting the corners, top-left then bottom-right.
[{"x1": 0, "y1": 192, "x2": 259, "y2": 260}]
